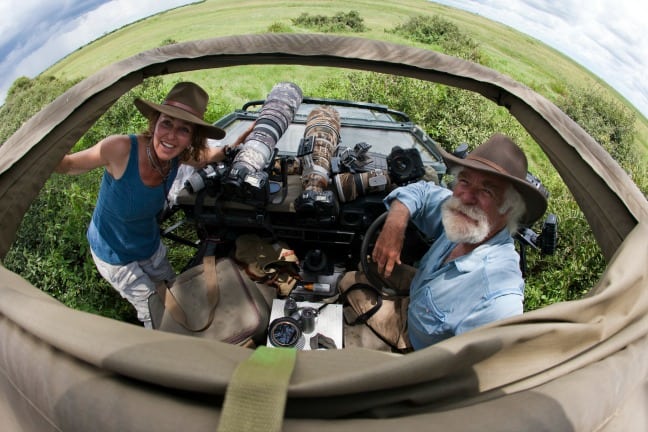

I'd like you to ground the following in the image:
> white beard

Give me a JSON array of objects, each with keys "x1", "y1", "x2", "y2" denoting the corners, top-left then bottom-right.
[{"x1": 441, "y1": 196, "x2": 491, "y2": 244}]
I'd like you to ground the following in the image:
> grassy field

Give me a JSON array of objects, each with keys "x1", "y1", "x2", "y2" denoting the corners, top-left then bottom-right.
[
  {"x1": 45, "y1": 0, "x2": 647, "y2": 160},
  {"x1": 7, "y1": 0, "x2": 644, "y2": 316}
]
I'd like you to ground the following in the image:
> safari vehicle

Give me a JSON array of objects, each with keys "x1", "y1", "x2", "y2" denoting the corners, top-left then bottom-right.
[
  {"x1": 164, "y1": 92, "x2": 448, "y2": 296},
  {"x1": 1, "y1": 34, "x2": 647, "y2": 431},
  {"x1": 161, "y1": 89, "x2": 554, "y2": 308}
]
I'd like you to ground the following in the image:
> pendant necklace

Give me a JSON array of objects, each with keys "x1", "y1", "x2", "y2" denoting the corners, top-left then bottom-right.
[{"x1": 146, "y1": 139, "x2": 170, "y2": 181}]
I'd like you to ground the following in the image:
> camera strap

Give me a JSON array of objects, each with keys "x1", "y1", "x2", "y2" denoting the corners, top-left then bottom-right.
[{"x1": 340, "y1": 283, "x2": 383, "y2": 325}]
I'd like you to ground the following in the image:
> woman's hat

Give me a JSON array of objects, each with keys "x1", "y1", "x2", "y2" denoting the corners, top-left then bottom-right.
[
  {"x1": 134, "y1": 82, "x2": 226, "y2": 139},
  {"x1": 441, "y1": 133, "x2": 548, "y2": 225}
]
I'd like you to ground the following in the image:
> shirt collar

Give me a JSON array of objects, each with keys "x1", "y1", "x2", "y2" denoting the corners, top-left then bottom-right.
[{"x1": 451, "y1": 227, "x2": 513, "y2": 272}]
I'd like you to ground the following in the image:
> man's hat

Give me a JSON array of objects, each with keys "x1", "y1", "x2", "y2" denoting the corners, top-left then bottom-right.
[
  {"x1": 134, "y1": 82, "x2": 226, "y2": 140},
  {"x1": 441, "y1": 133, "x2": 548, "y2": 225}
]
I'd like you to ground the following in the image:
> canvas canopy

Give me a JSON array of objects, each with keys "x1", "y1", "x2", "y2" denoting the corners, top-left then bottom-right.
[{"x1": 0, "y1": 34, "x2": 646, "y2": 431}]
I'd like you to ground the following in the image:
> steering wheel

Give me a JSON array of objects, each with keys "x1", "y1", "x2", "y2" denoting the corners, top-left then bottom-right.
[{"x1": 359, "y1": 211, "x2": 430, "y2": 296}]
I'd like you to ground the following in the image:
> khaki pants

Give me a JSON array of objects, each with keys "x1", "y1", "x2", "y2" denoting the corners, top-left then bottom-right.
[{"x1": 91, "y1": 242, "x2": 175, "y2": 325}]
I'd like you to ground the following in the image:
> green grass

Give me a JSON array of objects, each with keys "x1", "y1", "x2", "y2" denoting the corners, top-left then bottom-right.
[
  {"x1": 45, "y1": 0, "x2": 647, "y2": 161},
  {"x1": 6, "y1": 0, "x2": 646, "y2": 318}
]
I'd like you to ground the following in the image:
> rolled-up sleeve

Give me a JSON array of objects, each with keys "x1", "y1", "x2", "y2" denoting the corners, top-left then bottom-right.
[{"x1": 384, "y1": 181, "x2": 451, "y2": 238}]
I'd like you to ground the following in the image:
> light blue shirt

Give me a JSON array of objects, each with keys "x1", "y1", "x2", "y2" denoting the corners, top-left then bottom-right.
[{"x1": 384, "y1": 181, "x2": 524, "y2": 350}]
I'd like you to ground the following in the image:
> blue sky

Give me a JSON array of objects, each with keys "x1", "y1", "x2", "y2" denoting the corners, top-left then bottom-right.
[
  {"x1": 0, "y1": 0, "x2": 646, "y2": 119},
  {"x1": 0, "y1": 0, "x2": 195, "y2": 104}
]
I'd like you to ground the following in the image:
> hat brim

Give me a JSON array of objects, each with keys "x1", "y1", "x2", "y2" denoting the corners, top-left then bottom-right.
[
  {"x1": 442, "y1": 149, "x2": 548, "y2": 226},
  {"x1": 134, "y1": 98, "x2": 226, "y2": 140}
]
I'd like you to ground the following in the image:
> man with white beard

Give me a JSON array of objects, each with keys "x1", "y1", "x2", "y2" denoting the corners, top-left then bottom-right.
[{"x1": 341, "y1": 133, "x2": 547, "y2": 351}]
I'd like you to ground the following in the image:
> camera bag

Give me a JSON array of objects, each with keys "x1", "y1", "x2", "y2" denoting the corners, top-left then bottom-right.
[
  {"x1": 338, "y1": 268, "x2": 413, "y2": 352},
  {"x1": 148, "y1": 255, "x2": 275, "y2": 346}
]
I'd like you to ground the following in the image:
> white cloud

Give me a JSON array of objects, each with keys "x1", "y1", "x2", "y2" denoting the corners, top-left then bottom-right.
[
  {"x1": 2, "y1": 0, "x2": 647, "y2": 119},
  {"x1": 0, "y1": 0, "x2": 195, "y2": 104},
  {"x1": 431, "y1": 0, "x2": 648, "y2": 118}
]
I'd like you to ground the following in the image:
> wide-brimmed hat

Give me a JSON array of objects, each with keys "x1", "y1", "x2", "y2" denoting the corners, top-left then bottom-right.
[
  {"x1": 441, "y1": 133, "x2": 548, "y2": 225},
  {"x1": 134, "y1": 82, "x2": 226, "y2": 140}
]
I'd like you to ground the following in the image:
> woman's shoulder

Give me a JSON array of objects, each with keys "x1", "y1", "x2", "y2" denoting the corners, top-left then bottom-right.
[
  {"x1": 101, "y1": 133, "x2": 138, "y2": 146},
  {"x1": 99, "y1": 134, "x2": 141, "y2": 177},
  {"x1": 100, "y1": 134, "x2": 139, "y2": 157}
]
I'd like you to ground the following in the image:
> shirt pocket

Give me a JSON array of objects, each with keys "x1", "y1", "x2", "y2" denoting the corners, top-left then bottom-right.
[{"x1": 409, "y1": 289, "x2": 451, "y2": 337}]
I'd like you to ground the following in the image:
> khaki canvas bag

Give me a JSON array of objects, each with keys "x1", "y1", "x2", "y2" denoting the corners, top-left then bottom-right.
[
  {"x1": 339, "y1": 264, "x2": 416, "y2": 352},
  {"x1": 148, "y1": 256, "x2": 275, "y2": 346}
]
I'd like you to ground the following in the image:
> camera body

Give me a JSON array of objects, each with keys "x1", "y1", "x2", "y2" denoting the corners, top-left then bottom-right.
[
  {"x1": 183, "y1": 161, "x2": 229, "y2": 195},
  {"x1": 387, "y1": 146, "x2": 425, "y2": 185},
  {"x1": 183, "y1": 146, "x2": 279, "y2": 207}
]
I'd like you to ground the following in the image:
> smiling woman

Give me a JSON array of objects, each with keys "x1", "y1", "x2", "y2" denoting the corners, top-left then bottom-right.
[
  {"x1": 54, "y1": 81, "x2": 231, "y2": 328},
  {"x1": 0, "y1": 33, "x2": 646, "y2": 431}
]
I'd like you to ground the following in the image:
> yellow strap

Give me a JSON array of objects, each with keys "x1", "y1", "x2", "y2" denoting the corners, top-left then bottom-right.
[{"x1": 217, "y1": 346, "x2": 297, "y2": 432}]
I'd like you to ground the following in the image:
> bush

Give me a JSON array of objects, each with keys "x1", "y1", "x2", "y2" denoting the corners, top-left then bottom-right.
[
  {"x1": 160, "y1": 38, "x2": 178, "y2": 46},
  {"x1": 317, "y1": 72, "x2": 522, "y2": 150},
  {"x1": 291, "y1": 10, "x2": 367, "y2": 33},
  {"x1": 557, "y1": 84, "x2": 636, "y2": 168},
  {"x1": 521, "y1": 176, "x2": 606, "y2": 310},
  {"x1": 388, "y1": 15, "x2": 483, "y2": 63},
  {"x1": 0, "y1": 75, "x2": 79, "y2": 143},
  {"x1": 267, "y1": 22, "x2": 293, "y2": 33},
  {"x1": 5, "y1": 174, "x2": 136, "y2": 321}
]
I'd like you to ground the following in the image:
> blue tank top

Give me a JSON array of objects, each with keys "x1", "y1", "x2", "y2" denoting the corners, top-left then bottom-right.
[{"x1": 87, "y1": 135, "x2": 179, "y2": 265}]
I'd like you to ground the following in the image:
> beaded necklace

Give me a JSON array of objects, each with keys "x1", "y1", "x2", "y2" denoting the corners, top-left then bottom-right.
[{"x1": 145, "y1": 138, "x2": 171, "y2": 181}]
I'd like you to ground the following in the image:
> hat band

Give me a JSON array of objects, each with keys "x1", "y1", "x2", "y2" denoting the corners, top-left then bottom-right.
[
  {"x1": 163, "y1": 99, "x2": 203, "y2": 118},
  {"x1": 466, "y1": 155, "x2": 508, "y2": 175}
]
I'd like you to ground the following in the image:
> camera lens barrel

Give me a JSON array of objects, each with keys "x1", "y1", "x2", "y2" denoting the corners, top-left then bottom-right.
[
  {"x1": 300, "y1": 105, "x2": 341, "y2": 193},
  {"x1": 387, "y1": 146, "x2": 425, "y2": 185},
  {"x1": 232, "y1": 82, "x2": 303, "y2": 174},
  {"x1": 300, "y1": 307, "x2": 317, "y2": 334},
  {"x1": 184, "y1": 163, "x2": 217, "y2": 193},
  {"x1": 334, "y1": 169, "x2": 390, "y2": 202},
  {"x1": 284, "y1": 297, "x2": 298, "y2": 316}
]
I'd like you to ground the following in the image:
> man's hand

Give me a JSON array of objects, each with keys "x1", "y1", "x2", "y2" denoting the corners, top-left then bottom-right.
[{"x1": 372, "y1": 200, "x2": 410, "y2": 278}]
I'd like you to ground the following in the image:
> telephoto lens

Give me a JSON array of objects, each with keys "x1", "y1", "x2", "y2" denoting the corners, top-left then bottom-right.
[
  {"x1": 333, "y1": 168, "x2": 392, "y2": 203},
  {"x1": 294, "y1": 105, "x2": 341, "y2": 219},
  {"x1": 227, "y1": 82, "x2": 303, "y2": 187},
  {"x1": 284, "y1": 297, "x2": 298, "y2": 316},
  {"x1": 299, "y1": 105, "x2": 341, "y2": 193},
  {"x1": 299, "y1": 307, "x2": 317, "y2": 334}
]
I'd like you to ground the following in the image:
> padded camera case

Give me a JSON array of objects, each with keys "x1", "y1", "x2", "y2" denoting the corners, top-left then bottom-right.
[{"x1": 148, "y1": 256, "x2": 275, "y2": 346}]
